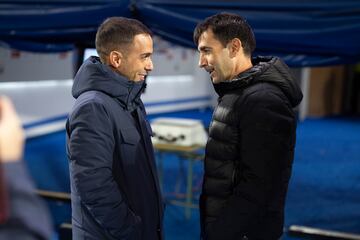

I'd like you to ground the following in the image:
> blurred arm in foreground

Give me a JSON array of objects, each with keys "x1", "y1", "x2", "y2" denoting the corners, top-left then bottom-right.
[{"x1": 0, "y1": 96, "x2": 53, "y2": 240}]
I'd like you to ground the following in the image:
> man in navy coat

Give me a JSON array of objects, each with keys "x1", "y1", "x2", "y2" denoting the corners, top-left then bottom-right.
[{"x1": 66, "y1": 17, "x2": 164, "y2": 240}]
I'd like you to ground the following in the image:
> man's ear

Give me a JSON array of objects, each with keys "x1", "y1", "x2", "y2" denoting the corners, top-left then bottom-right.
[
  {"x1": 228, "y1": 38, "x2": 242, "y2": 58},
  {"x1": 108, "y1": 50, "x2": 123, "y2": 68}
]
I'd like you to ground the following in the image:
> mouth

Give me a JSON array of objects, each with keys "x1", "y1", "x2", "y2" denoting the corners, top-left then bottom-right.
[
  {"x1": 207, "y1": 69, "x2": 215, "y2": 79},
  {"x1": 139, "y1": 73, "x2": 147, "y2": 80},
  {"x1": 205, "y1": 67, "x2": 214, "y2": 75}
]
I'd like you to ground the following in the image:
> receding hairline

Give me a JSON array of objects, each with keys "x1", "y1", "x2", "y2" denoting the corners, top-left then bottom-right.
[
  {"x1": 196, "y1": 28, "x2": 228, "y2": 51},
  {"x1": 98, "y1": 33, "x2": 153, "y2": 64},
  {"x1": 95, "y1": 17, "x2": 152, "y2": 62},
  {"x1": 193, "y1": 13, "x2": 256, "y2": 56}
]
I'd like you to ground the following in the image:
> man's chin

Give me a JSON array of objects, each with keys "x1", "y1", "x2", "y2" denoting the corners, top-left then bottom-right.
[
  {"x1": 133, "y1": 78, "x2": 145, "y2": 83},
  {"x1": 211, "y1": 77, "x2": 221, "y2": 84}
]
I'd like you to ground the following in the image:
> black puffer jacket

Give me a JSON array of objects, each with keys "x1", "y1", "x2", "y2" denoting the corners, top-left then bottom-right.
[{"x1": 200, "y1": 56, "x2": 303, "y2": 240}]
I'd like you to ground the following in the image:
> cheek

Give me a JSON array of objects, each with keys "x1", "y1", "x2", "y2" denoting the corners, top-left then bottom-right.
[
  {"x1": 210, "y1": 52, "x2": 222, "y2": 67},
  {"x1": 206, "y1": 55, "x2": 215, "y2": 66},
  {"x1": 218, "y1": 55, "x2": 230, "y2": 70},
  {"x1": 134, "y1": 60, "x2": 143, "y2": 71},
  {"x1": 211, "y1": 57, "x2": 220, "y2": 70},
  {"x1": 127, "y1": 63, "x2": 137, "y2": 75}
]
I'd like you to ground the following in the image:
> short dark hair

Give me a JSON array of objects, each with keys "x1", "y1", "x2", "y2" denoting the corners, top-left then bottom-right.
[
  {"x1": 95, "y1": 17, "x2": 152, "y2": 63},
  {"x1": 193, "y1": 12, "x2": 256, "y2": 56}
]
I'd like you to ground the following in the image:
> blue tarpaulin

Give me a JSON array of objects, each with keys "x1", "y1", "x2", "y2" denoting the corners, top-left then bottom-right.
[
  {"x1": 0, "y1": 0, "x2": 131, "y2": 51},
  {"x1": 1, "y1": 0, "x2": 360, "y2": 66}
]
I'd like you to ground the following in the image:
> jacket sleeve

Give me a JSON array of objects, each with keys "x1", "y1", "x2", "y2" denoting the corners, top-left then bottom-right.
[
  {"x1": 1, "y1": 161, "x2": 53, "y2": 240},
  {"x1": 206, "y1": 91, "x2": 296, "y2": 239},
  {"x1": 67, "y1": 101, "x2": 141, "y2": 239}
]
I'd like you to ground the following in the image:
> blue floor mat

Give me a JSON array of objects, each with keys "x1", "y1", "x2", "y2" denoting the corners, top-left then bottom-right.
[{"x1": 284, "y1": 117, "x2": 360, "y2": 235}]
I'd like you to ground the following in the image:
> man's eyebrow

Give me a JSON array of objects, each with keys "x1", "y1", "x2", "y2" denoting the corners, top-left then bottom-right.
[
  {"x1": 198, "y1": 46, "x2": 211, "y2": 52},
  {"x1": 141, "y1": 52, "x2": 152, "y2": 57}
]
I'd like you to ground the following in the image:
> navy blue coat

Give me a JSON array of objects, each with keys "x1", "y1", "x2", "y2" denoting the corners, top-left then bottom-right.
[{"x1": 66, "y1": 57, "x2": 164, "y2": 240}]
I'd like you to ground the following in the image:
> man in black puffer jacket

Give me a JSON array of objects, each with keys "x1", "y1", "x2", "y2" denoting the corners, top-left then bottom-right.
[{"x1": 194, "y1": 13, "x2": 303, "y2": 240}]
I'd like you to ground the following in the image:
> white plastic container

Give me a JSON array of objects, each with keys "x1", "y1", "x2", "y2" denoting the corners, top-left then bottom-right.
[{"x1": 151, "y1": 117, "x2": 207, "y2": 147}]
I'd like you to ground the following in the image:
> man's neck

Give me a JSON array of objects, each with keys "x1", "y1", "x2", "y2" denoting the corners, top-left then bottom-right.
[{"x1": 231, "y1": 56, "x2": 253, "y2": 80}]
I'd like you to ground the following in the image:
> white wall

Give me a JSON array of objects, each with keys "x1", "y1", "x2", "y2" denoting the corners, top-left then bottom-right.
[
  {"x1": 0, "y1": 37, "x2": 216, "y2": 137},
  {"x1": 0, "y1": 46, "x2": 74, "y2": 82}
]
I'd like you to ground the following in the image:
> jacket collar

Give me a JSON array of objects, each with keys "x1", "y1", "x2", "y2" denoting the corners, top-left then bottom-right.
[
  {"x1": 212, "y1": 56, "x2": 303, "y2": 108},
  {"x1": 72, "y1": 56, "x2": 146, "y2": 111}
]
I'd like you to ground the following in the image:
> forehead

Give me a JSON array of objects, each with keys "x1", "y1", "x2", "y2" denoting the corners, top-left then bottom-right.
[
  {"x1": 197, "y1": 29, "x2": 223, "y2": 50},
  {"x1": 130, "y1": 33, "x2": 153, "y2": 53}
]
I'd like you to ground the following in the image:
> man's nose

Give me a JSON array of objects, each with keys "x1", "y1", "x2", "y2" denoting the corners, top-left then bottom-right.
[
  {"x1": 146, "y1": 59, "x2": 153, "y2": 71},
  {"x1": 198, "y1": 55, "x2": 207, "y2": 68}
]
